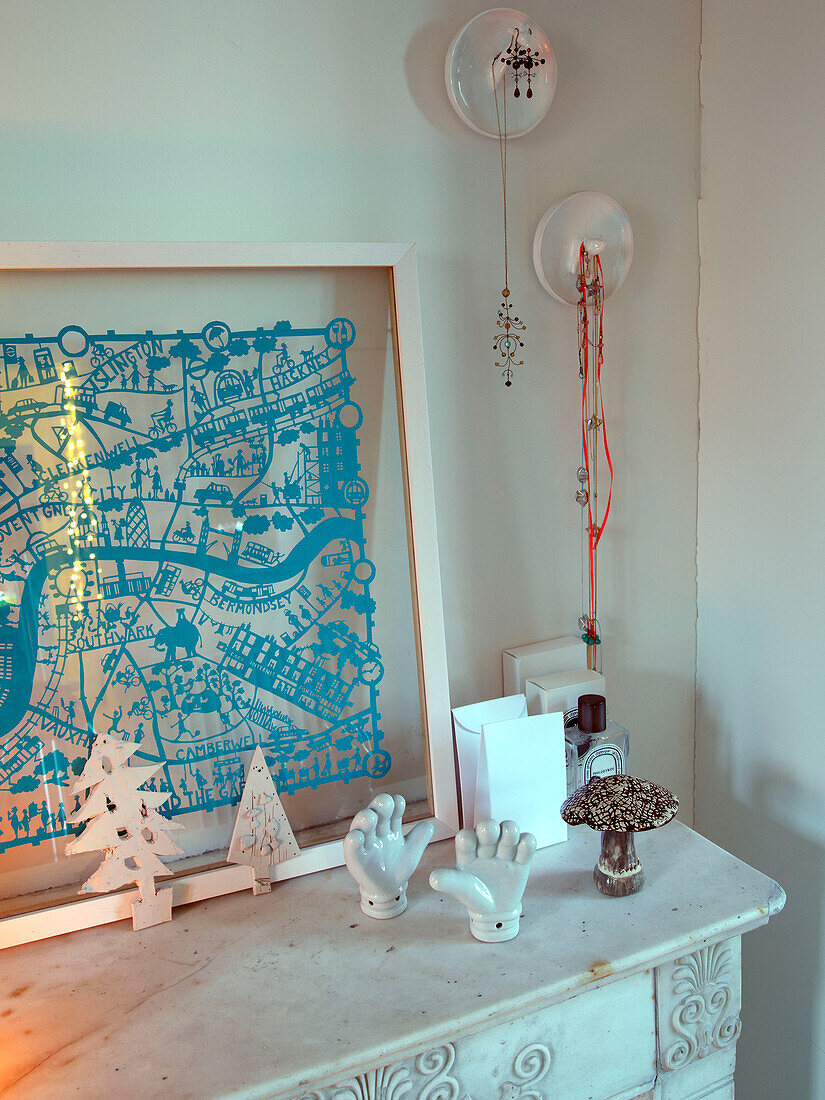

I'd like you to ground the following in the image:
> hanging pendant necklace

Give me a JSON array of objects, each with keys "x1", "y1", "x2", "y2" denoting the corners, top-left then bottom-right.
[
  {"x1": 445, "y1": 12, "x2": 556, "y2": 387},
  {"x1": 577, "y1": 242, "x2": 613, "y2": 670},
  {"x1": 533, "y1": 192, "x2": 633, "y2": 671},
  {"x1": 492, "y1": 32, "x2": 526, "y2": 387},
  {"x1": 504, "y1": 28, "x2": 546, "y2": 99}
]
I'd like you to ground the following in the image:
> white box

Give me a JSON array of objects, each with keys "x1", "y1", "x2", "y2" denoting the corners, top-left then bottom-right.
[
  {"x1": 502, "y1": 635, "x2": 588, "y2": 699},
  {"x1": 526, "y1": 667, "x2": 606, "y2": 721},
  {"x1": 475, "y1": 712, "x2": 568, "y2": 850},
  {"x1": 451, "y1": 694, "x2": 528, "y2": 829}
]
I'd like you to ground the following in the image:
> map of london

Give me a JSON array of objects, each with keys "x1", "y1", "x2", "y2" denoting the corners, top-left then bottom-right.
[{"x1": 0, "y1": 315, "x2": 389, "y2": 859}]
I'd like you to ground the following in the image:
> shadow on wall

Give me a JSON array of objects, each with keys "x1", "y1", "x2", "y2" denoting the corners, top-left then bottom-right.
[
  {"x1": 404, "y1": 16, "x2": 461, "y2": 139},
  {"x1": 698, "y1": 697, "x2": 825, "y2": 1100}
]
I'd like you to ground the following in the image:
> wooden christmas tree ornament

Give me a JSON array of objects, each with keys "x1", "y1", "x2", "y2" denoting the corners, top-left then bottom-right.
[
  {"x1": 227, "y1": 746, "x2": 299, "y2": 894},
  {"x1": 66, "y1": 731, "x2": 184, "y2": 930}
]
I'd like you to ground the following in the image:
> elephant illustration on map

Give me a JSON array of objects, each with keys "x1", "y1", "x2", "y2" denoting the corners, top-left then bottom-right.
[{"x1": 152, "y1": 609, "x2": 201, "y2": 665}]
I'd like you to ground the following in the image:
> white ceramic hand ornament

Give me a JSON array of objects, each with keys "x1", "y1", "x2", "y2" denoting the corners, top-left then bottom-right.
[
  {"x1": 343, "y1": 793, "x2": 435, "y2": 918},
  {"x1": 429, "y1": 819, "x2": 537, "y2": 942}
]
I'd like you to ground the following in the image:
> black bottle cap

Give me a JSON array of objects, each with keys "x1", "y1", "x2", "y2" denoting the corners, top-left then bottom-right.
[{"x1": 578, "y1": 694, "x2": 606, "y2": 734}]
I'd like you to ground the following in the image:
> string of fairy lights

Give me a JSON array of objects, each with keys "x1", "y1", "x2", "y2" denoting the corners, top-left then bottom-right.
[{"x1": 60, "y1": 361, "x2": 99, "y2": 610}]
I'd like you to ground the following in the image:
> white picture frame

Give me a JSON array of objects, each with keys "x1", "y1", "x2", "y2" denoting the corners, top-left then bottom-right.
[{"x1": 0, "y1": 242, "x2": 456, "y2": 948}]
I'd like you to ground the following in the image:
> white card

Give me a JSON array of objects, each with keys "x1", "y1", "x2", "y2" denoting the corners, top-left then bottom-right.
[
  {"x1": 451, "y1": 694, "x2": 527, "y2": 828},
  {"x1": 474, "y1": 712, "x2": 568, "y2": 850}
]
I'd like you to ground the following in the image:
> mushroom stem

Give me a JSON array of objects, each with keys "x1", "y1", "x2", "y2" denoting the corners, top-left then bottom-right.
[{"x1": 594, "y1": 828, "x2": 645, "y2": 897}]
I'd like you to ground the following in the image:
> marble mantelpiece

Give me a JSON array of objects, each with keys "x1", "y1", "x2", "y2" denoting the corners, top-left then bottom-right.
[{"x1": 0, "y1": 821, "x2": 784, "y2": 1099}]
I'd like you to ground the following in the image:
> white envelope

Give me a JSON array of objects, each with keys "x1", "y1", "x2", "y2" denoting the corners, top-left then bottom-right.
[
  {"x1": 451, "y1": 694, "x2": 527, "y2": 828},
  {"x1": 474, "y1": 712, "x2": 568, "y2": 850}
]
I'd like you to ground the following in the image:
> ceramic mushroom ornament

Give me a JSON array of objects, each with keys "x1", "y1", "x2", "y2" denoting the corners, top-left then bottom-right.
[{"x1": 560, "y1": 774, "x2": 678, "y2": 897}]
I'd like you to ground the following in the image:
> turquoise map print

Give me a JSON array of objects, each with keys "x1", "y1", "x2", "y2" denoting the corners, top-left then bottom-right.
[{"x1": 0, "y1": 316, "x2": 389, "y2": 857}]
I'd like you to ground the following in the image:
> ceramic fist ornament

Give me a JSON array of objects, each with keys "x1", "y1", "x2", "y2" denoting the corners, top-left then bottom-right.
[
  {"x1": 429, "y1": 819, "x2": 536, "y2": 942},
  {"x1": 343, "y1": 793, "x2": 434, "y2": 918}
]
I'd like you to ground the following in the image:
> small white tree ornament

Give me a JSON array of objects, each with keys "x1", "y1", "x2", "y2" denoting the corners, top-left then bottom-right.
[
  {"x1": 65, "y1": 731, "x2": 184, "y2": 930},
  {"x1": 227, "y1": 746, "x2": 299, "y2": 894}
]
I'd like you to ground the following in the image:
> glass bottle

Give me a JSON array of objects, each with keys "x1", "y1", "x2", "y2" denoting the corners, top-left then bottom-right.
[{"x1": 564, "y1": 694, "x2": 629, "y2": 795}]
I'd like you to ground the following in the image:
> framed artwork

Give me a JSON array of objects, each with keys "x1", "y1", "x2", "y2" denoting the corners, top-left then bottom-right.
[{"x1": 0, "y1": 243, "x2": 455, "y2": 947}]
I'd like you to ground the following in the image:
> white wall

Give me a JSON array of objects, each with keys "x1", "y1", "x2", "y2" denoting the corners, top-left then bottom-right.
[
  {"x1": 12, "y1": 2, "x2": 825, "y2": 1091},
  {"x1": 697, "y1": 0, "x2": 825, "y2": 1094},
  {"x1": 0, "y1": 3, "x2": 700, "y2": 797}
]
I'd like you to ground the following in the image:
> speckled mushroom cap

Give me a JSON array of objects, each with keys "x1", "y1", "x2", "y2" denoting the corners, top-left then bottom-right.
[{"x1": 560, "y1": 774, "x2": 678, "y2": 832}]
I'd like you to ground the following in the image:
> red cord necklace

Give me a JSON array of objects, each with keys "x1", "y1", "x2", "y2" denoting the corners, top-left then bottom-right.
[{"x1": 577, "y1": 244, "x2": 614, "y2": 671}]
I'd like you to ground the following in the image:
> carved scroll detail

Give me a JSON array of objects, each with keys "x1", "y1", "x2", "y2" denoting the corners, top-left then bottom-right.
[
  {"x1": 301, "y1": 1036, "x2": 553, "y2": 1099},
  {"x1": 304, "y1": 1043, "x2": 456, "y2": 1100},
  {"x1": 416, "y1": 1043, "x2": 459, "y2": 1100},
  {"x1": 661, "y1": 943, "x2": 742, "y2": 1071},
  {"x1": 497, "y1": 1041, "x2": 552, "y2": 1099}
]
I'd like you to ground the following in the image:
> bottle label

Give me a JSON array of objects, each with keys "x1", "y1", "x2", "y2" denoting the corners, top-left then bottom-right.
[{"x1": 582, "y1": 745, "x2": 624, "y2": 782}]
